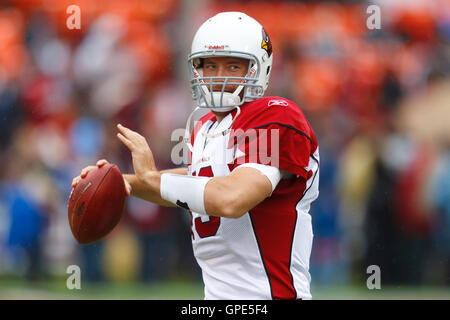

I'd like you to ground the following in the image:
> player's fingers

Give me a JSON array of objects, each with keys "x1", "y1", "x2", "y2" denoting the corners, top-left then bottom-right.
[
  {"x1": 117, "y1": 124, "x2": 148, "y2": 149},
  {"x1": 72, "y1": 177, "x2": 80, "y2": 188},
  {"x1": 96, "y1": 159, "x2": 109, "y2": 167},
  {"x1": 123, "y1": 178, "x2": 132, "y2": 196},
  {"x1": 80, "y1": 166, "x2": 95, "y2": 178},
  {"x1": 80, "y1": 165, "x2": 97, "y2": 178},
  {"x1": 117, "y1": 132, "x2": 134, "y2": 150},
  {"x1": 117, "y1": 124, "x2": 138, "y2": 139}
]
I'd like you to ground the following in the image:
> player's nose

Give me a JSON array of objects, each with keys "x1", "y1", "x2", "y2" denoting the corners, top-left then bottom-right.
[
  {"x1": 213, "y1": 63, "x2": 228, "y2": 78},
  {"x1": 208, "y1": 67, "x2": 224, "y2": 90}
]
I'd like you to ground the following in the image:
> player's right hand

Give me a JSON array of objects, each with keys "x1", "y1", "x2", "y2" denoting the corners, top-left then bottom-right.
[{"x1": 71, "y1": 159, "x2": 132, "y2": 196}]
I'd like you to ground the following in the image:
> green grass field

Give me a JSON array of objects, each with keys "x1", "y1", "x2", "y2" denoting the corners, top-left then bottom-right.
[{"x1": 1, "y1": 278, "x2": 449, "y2": 300}]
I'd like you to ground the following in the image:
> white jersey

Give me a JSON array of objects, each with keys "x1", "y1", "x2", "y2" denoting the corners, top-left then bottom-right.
[{"x1": 187, "y1": 97, "x2": 319, "y2": 300}]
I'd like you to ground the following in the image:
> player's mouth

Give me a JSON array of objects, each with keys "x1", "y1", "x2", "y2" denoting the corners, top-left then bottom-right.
[{"x1": 210, "y1": 83, "x2": 241, "y2": 93}]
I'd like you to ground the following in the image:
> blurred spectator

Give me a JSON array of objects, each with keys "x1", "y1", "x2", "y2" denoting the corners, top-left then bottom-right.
[
  {"x1": 427, "y1": 146, "x2": 450, "y2": 285},
  {"x1": 310, "y1": 144, "x2": 346, "y2": 285},
  {"x1": 1, "y1": 178, "x2": 47, "y2": 281},
  {"x1": 126, "y1": 197, "x2": 176, "y2": 282}
]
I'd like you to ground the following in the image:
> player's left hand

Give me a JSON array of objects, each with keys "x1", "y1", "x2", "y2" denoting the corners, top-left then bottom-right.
[{"x1": 116, "y1": 123, "x2": 157, "y2": 184}]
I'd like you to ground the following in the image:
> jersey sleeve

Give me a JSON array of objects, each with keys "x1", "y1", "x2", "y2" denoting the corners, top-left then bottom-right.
[
  {"x1": 234, "y1": 163, "x2": 281, "y2": 193},
  {"x1": 228, "y1": 98, "x2": 316, "y2": 180}
]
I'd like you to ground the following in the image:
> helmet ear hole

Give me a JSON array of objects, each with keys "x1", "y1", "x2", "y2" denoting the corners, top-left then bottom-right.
[{"x1": 194, "y1": 58, "x2": 203, "y2": 68}]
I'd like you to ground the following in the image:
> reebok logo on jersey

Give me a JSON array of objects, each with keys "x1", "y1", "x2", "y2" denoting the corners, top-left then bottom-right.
[{"x1": 268, "y1": 100, "x2": 288, "y2": 107}]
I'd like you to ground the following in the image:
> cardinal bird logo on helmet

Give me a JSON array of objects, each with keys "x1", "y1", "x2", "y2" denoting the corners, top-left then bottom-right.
[{"x1": 261, "y1": 28, "x2": 272, "y2": 57}]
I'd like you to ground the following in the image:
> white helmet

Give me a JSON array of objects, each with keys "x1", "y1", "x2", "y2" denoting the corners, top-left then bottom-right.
[{"x1": 188, "y1": 12, "x2": 273, "y2": 112}]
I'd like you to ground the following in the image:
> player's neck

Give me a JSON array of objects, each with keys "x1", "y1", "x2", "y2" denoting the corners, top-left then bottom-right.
[{"x1": 212, "y1": 110, "x2": 232, "y2": 124}]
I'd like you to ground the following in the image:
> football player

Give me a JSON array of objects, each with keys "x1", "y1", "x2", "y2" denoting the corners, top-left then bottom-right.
[{"x1": 72, "y1": 12, "x2": 319, "y2": 300}]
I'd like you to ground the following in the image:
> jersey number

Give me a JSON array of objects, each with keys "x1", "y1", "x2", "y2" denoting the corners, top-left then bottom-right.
[{"x1": 191, "y1": 166, "x2": 220, "y2": 239}]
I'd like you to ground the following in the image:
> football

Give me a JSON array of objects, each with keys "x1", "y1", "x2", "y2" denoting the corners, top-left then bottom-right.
[{"x1": 68, "y1": 163, "x2": 126, "y2": 244}]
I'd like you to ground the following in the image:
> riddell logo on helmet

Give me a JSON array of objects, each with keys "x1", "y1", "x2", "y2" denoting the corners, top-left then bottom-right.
[{"x1": 208, "y1": 45, "x2": 226, "y2": 50}]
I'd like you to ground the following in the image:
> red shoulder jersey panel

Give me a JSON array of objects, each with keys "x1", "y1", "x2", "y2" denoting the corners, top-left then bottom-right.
[{"x1": 228, "y1": 96, "x2": 318, "y2": 179}]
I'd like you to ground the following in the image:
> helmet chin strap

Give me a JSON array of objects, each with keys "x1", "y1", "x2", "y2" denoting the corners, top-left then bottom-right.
[
  {"x1": 202, "y1": 83, "x2": 244, "y2": 112},
  {"x1": 183, "y1": 106, "x2": 201, "y2": 153},
  {"x1": 184, "y1": 84, "x2": 244, "y2": 152},
  {"x1": 202, "y1": 105, "x2": 240, "y2": 138},
  {"x1": 183, "y1": 105, "x2": 241, "y2": 152}
]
